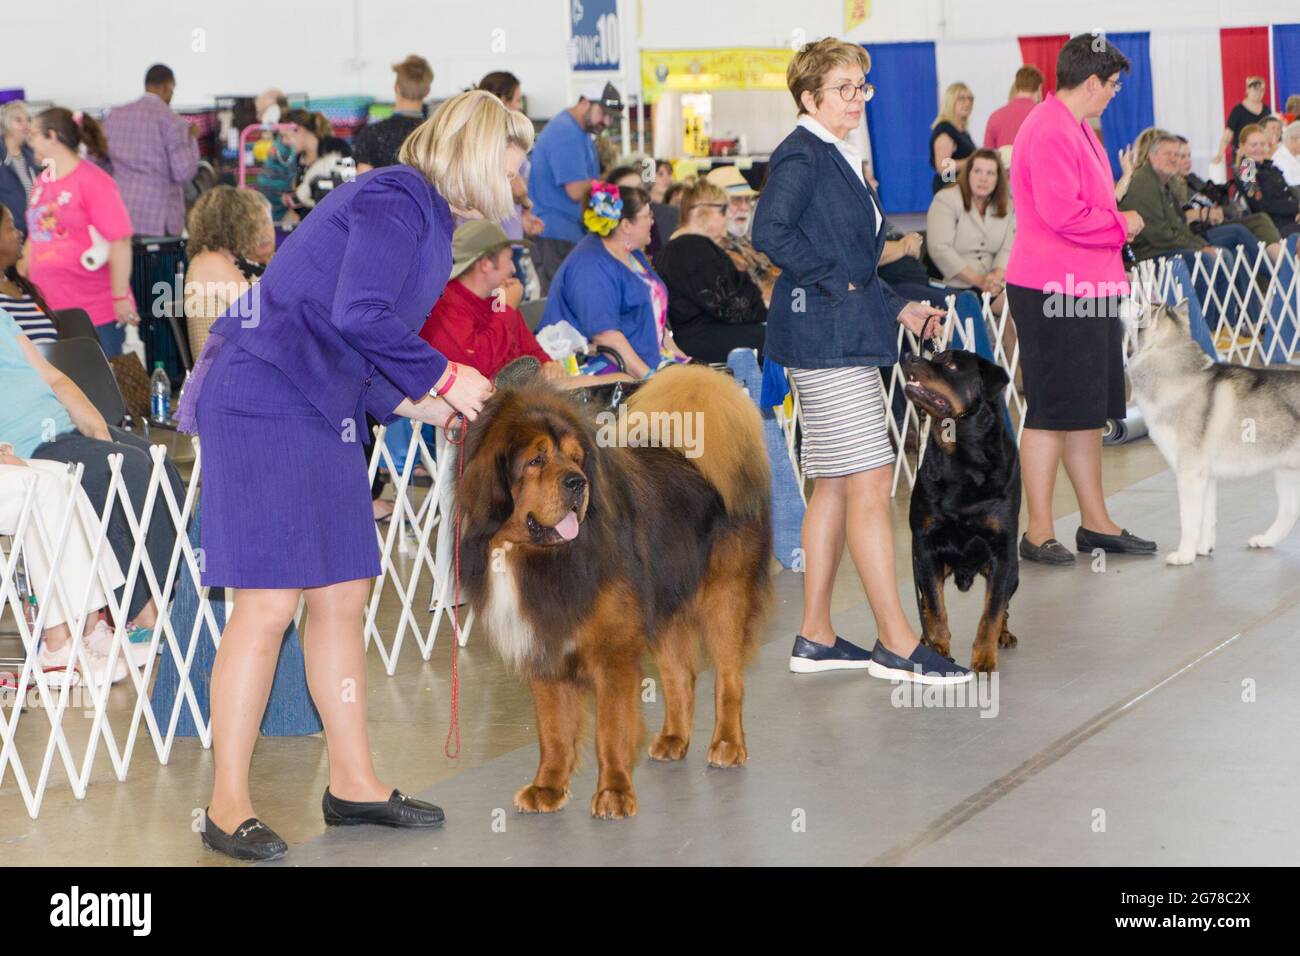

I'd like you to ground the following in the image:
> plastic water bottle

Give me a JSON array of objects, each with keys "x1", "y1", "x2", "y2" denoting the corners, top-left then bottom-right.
[{"x1": 150, "y1": 362, "x2": 171, "y2": 424}]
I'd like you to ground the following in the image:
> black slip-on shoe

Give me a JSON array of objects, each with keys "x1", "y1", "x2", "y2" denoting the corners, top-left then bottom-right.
[
  {"x1": 1019, "y1": 533, "x2": 1076, "y2": 566},
  {"x1": 200, "y1": 810, "x2": 288, "y2": 862},
  {"x1": 866, "y1": 640, "x2": 973, "y2": 685},
  {"x1": 788, "y1": 634, "x2": 874, "y2": 673},
  {"x1": 1075, "y1": 526, "x2": 1157, "y2": 554},
  {"x1": 322, "y1": 788, "x2": 445, "y2": 828}
]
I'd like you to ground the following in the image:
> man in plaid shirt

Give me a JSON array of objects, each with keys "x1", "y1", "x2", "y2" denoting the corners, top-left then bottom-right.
[{"x1": 103, "y1": 63, "x2": 199, "y2": 236}]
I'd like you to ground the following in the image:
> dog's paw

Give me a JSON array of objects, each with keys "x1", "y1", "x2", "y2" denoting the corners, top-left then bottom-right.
[
  {"x1": 590, "y1": 788, "x2": 638, "y2": 819},
  {"x1": 998, "y1": 629, "x2": 1018, "y2": 649},
  {"x1": 706, "y1": 738, "x2": 748, "y2": 768},
  {"x1": 1248, "y1": 534, "x2": 1277, "y2": 549},
  {"x1": 970, "y1": 649, "x2": 998, "y2": 674},
  {"x1": 648, "y1": 733, "x2": 689, "y2": 761},
  {"x1": 1165, "y1": 550, "x2": 1197, "y2": 566},
  {"x1": 920, "y1": 634, "x2": 952, "y2": 659},
  {"x1": 514, "y1": 784, "x2": 569, "y2": 813},
  {"x1": 1196, "y1": 542, "x2": 1214, "y2": 556}
]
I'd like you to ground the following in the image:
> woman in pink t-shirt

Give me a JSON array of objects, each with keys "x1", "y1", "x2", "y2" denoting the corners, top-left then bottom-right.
[{"x1": 24, "y1": 108, "x2": 136, "y2": 356}]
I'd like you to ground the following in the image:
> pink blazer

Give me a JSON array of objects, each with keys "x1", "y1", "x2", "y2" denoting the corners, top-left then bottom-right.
[{"x1": 1005, "y1": 94, "x2": 1129, "y2": 296}]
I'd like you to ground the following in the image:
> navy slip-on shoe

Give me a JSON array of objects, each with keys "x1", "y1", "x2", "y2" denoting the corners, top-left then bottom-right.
[
  {"x1": 789, "y1": 634, "x2": 874, "y2": 673},
  {"x1": 867, "y1": 640, "x2": 973, "y2": 685}
]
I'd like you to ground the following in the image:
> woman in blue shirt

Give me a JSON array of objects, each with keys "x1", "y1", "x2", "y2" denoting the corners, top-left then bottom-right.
[{"x1": 536, "y1": 182, "x2": 687, "y2": 378}]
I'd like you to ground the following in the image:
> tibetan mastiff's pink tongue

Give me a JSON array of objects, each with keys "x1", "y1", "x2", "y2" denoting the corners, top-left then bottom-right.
[{"x1": 554, "y1": 510, "x2": 581, "y2": 541}]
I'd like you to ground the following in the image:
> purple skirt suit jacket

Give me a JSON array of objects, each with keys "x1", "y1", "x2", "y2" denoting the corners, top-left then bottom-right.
[{"x1": 191, "y1": 165, "x2": 454, "y2": 588}]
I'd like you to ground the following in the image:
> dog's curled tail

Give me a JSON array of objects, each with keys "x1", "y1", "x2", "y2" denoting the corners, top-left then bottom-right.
[{"x1": 626, "y1": 364, "x2": 770, "y2": 521}]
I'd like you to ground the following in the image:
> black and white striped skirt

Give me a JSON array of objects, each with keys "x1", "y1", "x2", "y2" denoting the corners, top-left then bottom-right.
[{"x1": 788, "y1": 366, "x2": 895, "y2": 479}]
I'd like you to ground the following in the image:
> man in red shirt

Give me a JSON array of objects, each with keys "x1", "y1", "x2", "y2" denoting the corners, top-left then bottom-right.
[
  {"x1": 421, "y1": 221, "x2": 564, "y2": 381},
  {"x1": 984, "y1": 65, "x2": 1043, "y2": 153}
]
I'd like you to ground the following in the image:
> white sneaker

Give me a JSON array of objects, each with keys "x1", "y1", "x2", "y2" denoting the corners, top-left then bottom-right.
[
  {"x1": 38, "y1": 638, "x2": 127, "y2": 689},
  {"x1": 86, "y1": 620, "x2": 153, "y2": 668}
]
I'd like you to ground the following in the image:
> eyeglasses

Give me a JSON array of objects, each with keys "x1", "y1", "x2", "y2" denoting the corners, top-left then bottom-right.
[
  {"x1": 701, "y1": 203, "x2": 727, "y2": 212},
  {"x1": 819, "y1": 80, "x2": 875, "y2": 103},
  {"x1": 1104, "y1": 79, "x2": 1124, "y2": 93}
]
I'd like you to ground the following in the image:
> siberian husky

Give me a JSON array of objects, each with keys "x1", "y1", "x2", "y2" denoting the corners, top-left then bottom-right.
[{"x1": 1127, "y1": 301, "x2": 1300, "y2": 566}]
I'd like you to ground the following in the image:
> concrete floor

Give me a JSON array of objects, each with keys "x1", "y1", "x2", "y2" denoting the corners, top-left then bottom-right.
[{"x1": 4, "y1": 437, "x2": 1295, "y2": 865}]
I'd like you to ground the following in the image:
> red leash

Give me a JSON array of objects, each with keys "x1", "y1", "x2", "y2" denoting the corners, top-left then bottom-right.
[{"x1": 441, "y1": 410, "x2": 467, "y2": 759}]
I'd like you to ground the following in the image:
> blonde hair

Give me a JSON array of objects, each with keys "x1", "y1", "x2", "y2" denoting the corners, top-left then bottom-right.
[
  {"x1": 186, "y1": 186, "x2": 270, "y2": 258},
  {"x1": 399, "y1": 89, "x2": 533, "y2": 222},
  {"x1": 786, "y1": 38, "x2": 872, "y2": 116},
  {"x1": 393, "y1": 54, "x2": 434, "y2": 101},
  {"x1": 933, "y1": 82, "x2": 974, "y2": 130},
  {"x1": 677, "y1": 177, "x2": 727, "y2": 228}
]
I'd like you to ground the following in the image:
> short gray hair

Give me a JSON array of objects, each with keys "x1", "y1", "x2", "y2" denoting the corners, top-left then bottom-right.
[
  {"x1": 1284, "y1": 121, "x2": 1300, "y2": 144},
  {"x1": 0, "y1": 100, "x2": 30, "y2": 136}
]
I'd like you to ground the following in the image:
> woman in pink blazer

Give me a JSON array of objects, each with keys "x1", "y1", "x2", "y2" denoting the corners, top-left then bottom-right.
[{"x1": 1006, "y1": 34, "x2": 1155, "y2": 566}]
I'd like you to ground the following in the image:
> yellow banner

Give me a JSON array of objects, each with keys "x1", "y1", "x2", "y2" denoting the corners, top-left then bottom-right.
[
  {"x1": 640, "y1": 48, "x2": 793, "y2": 104},
  {"x1": 844, "y1": 0, "x2": 871, "y2": 33}
]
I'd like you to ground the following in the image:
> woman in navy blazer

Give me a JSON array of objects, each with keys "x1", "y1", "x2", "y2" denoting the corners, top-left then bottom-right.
[
  {"x1": 177, "y1": 91, "x2": 528, "y2": 861},
  {"x1": 754, "y1": 39, "x2": 969, "y2": 684}
]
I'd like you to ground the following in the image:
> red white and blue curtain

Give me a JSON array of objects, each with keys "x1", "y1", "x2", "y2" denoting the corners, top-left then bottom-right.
[{"x1": 864, "y1": 25, "x2": 1300, "y2": 214}]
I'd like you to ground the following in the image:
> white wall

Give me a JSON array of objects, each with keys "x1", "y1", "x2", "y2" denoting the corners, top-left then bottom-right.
[{"x1": 3, "y1": 0, "x2": 1299, "y2": 117}]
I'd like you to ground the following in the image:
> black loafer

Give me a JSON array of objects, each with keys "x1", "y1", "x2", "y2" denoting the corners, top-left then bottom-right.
[
  {"x1": 1075, "y1": 526, "x2": 1157, "y2": 554},
  {"x1": 200, "y1": 810, "x2": 288, "y2": 862},
  {"x1": 1019, "y1": 533, "x2": 1076, "y2": 565},
  {"x1": 322, "y1": 788, "x2": 445, "y2": 828}
]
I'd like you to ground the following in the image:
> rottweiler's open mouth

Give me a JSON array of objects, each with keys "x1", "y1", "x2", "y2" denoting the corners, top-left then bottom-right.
[
  {"x1": 525, "y1": 510, "x2": 581, "y2": 545},
  {"x1": 904, "y1": 377, "x2": 953, "y2": 418}
]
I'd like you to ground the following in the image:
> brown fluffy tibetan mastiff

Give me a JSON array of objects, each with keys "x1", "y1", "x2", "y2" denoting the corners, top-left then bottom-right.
[{"x1": 457, "y1": 365, "x2": 772, "y2": 819}]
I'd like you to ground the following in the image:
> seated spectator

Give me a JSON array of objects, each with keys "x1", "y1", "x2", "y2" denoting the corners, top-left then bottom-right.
[
  {"x1": 479, "y1": 71, "x2": 544, "y2": 245},
  {"x1": 1120, "y1": 130, "x2": 1225, "y2": 262},
  {"x1": 705, "y1": 165, "x2": 780, "y2": 304},
  {"x1": 535, "y1": 182, "x2": 689, "y2": 378},
  {"x1": 1261, "y1": 115, "x2": 1283, "y2": 154},
  {"x1": 1, "y1": 448, "x2": 132, "y2": 687},
  {"x1": 1170, "y1": 136, "x2": 1276, "y2": 261},
  {"x1": 654, "y1": 178, "x2": 766, "y2": 363},
  {"x1": 0, "y1": 206, "x2": 57, "y2": 343},
  {"x1": 353, "y1": 55, "x2": 433, "y2": 173},
  {"x1": 183, "y1": 186, "x2": 274, "y2": 358},
  {"x1": 930, "y1": 82, "x2": 976, "y2": 193},
  {"x1": 606, "y1": 164, "x2": 667, "y2": 255},
  {"x1": 0, "y1": 308, "x2": 181, "y2": 663},
  {"x1": 282, "y1": 110, "x2": 354, "y2": 222},
  {"x1": 925, "y1": 148, "x2": 1015, "y2": 313},
  {"x1": 984, "y1": 65, "x2": 1043, "y2": 157},
  {"x1": 1, "y1": 101, "x2": 40, "y2": 239},
  {"x1": 421, "y1": 220, "x2": 627, "y2": 390},
  {"x1": 1235, "y1": 123, "x2": 1300, "y2": 238},
  {"x1": 1272, "y1": 121, "x2": 1300, "y2": 189},
  {"x1": 25, "y1": 107, "x2": 136, "y2": 357}
]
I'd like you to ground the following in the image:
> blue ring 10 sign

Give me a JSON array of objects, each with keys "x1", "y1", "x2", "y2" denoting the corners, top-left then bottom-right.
[{"x1": 568, "y1": 0, "x2": 620, "y2": 71}]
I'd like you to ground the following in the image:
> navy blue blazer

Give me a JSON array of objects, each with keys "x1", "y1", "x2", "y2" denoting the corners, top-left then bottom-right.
[
  {"x1": 753, "y1": 124, "x2": 907, "y2": 368},
  {"x1": 0, "y1": 145, "x2": 40, "y2": 237}
]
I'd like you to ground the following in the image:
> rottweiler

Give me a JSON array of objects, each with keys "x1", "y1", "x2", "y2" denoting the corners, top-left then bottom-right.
[{"x1": 902, "y1": 349, "x2": 1019, "y2": 673}]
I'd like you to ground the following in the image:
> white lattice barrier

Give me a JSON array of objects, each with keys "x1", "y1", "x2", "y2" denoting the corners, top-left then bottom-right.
[
  {"x1": 773, "y1": 239, "x2": 1300, "y2": 498},
  {"x1": 0, "y1": 421, "x2": 467, "y2": 818}
]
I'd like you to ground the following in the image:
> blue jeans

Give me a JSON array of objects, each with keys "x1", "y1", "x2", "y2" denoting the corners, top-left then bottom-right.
[
  {"x1": 96, "y1": 321, "x2": 125, "y2": 356},
  {"x1": 1202, "y1": 223, "x2": 1259, "y2": 253}
]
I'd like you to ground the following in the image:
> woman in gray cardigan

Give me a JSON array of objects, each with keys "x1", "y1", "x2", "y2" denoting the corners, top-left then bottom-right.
[{"x1": 925, "y1": 149, "x2": 1016, "y2": 315}]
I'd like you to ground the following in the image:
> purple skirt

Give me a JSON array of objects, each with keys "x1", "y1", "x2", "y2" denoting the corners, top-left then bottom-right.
[{"x1": 194, "y1": 339, "x2": 380, "y2": 589}]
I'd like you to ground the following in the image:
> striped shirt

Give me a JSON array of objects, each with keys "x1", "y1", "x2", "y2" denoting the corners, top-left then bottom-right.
[{"x1": 0, "y1": 291, "x2": 57, "y2": 343}]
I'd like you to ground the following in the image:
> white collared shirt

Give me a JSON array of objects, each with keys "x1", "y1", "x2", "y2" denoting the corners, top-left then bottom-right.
[
  {"x1": 1272, "y1": 143, "x2": 1300, "y2": 188},
  {"x1": 796, "y1": 114, "x2": 882, "y2": 234}
]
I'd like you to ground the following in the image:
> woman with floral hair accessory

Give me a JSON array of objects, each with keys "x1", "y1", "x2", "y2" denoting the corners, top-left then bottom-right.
[{"x1": 535, "y1": 179, "x2": 689, "y2": 378}]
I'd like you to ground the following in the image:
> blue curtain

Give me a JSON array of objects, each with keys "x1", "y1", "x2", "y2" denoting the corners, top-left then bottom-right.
[
  {"x1": 1098, "y1": 31, "x2": 1155, "y2": 178},
  {"x1": 1274, "y1": 24, "x2": 1300, "y2": 112},
  {"x1": 863, "y1": 41, "x2": 938, "y2": 215}
]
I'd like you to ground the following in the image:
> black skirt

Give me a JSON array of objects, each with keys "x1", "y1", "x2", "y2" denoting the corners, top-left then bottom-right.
[{"x1": 1006, "y1": 284, "x2": 1126, "y2": 431}]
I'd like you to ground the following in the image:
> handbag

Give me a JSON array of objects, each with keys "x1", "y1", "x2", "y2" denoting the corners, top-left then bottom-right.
[{"x1": 107, "y1": 351, "x2": 151, "y2": 422}]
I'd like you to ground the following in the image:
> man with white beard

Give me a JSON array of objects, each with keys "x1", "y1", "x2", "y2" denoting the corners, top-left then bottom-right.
[{"x1": 706, "y1": 165, "x2": 780, "y2": 305}]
